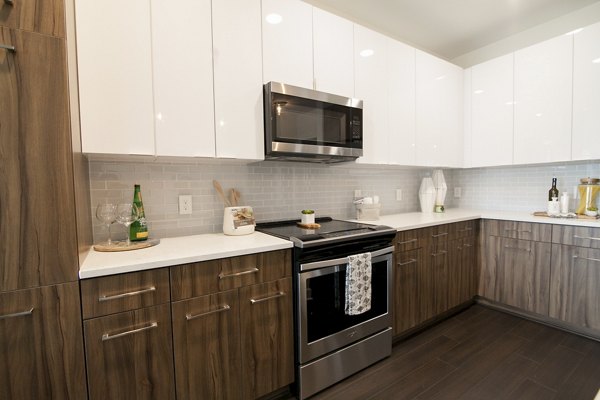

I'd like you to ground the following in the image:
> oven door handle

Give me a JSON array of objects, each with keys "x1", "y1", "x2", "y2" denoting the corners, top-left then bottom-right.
[{"x1": 300, "y1": 245, "x2": 394, "y2": 272}]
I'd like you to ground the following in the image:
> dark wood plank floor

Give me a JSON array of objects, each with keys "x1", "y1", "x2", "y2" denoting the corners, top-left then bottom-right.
[{"x1": 306, "y1": 305, "x2": 600, "y2": 400}]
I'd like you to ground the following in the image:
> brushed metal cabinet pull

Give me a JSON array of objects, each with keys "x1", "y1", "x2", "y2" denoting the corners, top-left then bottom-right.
[
  {"x1": 250, "y1": 291, "x2": 285, "y2": 304},
  {"x1": 219, "y1": 267, "x2": 259, "y2": 279},
  {"x1": 573, "y1": 255, "x2": 600, "y2": 264},
  {"x1": 431, "y1": 232, "x2": 448, "y2": 238},
  {"x1": 98, "y1": 286, "x2": 156, "y2": 302},
  {"x1": 0, "y1": 44, "x2": 16, "y2": 52},
  {"x1": 186, "y1": 304, "x2": 230, "y2": 321},
  {"x1": 0, "y1": 307, "x2": 33, "y2": 320},
  {"x1": 431, "y1": 250, "x2": 447, "y2": 257},
  {"x1": 463, "y1": 244, "x2": 473, "y2": 248},
  {"x1": 398, "y1": 258, "x2": 417, "y2": 266},
  {"x1": 102, "y1": 322, "x2": 158, "y2": 341},
  {"x1": 458, "y1": 227, "x2": 473, "y2": 232},
  {"x1": 4, "y1": 0, "x2": 14, "y2": 6},
  {"x1": 504, "y1": 245, "x2": 531, "y2": 252},
  {"x1": 397, "y1": 238, "x2": 417, "y2": 245},
  {"x1": 573, "y1": 235, "x2": 600, "y2": 242},
  {"x1": 504, "y1": 228, "x2": 531, "y2": 233}
]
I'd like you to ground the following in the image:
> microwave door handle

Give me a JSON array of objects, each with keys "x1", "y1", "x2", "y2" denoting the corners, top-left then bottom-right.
[{"x1": 299, "y1": 245, "x2": 393, "y2": 272}]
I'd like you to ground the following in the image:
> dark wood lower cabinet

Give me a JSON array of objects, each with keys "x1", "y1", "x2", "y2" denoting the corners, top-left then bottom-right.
[
  {"x1": 172, "y1": 289, "x2": 242, "y2": 400},
  {"x1": 448, "y1": 236, "x2": 477, "y2": 309},
  {"x1": 83, "y1": 303, "x2": 176, "y2": 400},
  {"x1": 393, "y1": 248, "x2": 423, "y2": 334},
  {"x1": 240, "y1": 277, "x2": 294, "y2": 400},
  {"x1": 0, "y1": 282, "x2": 86, "y2": 400},
  {"x1": 421, "y1": 241, "x2": 449, "y2": 320}
]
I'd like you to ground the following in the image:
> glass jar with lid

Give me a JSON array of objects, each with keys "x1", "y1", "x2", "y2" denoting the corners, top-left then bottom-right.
[{"x1": 576, "y1": 177, "x2": 600, "y2": 215}]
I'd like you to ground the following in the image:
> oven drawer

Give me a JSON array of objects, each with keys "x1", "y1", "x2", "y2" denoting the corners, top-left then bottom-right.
[{"x1": 171, "y1": 249, "x2": 292, "y2": 300}]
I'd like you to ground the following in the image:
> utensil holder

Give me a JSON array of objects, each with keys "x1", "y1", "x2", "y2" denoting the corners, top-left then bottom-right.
[
  {"x1": 223, "y1": 206, "x2": 255, "y2": 236},
  {"x1": 356, "y1": 203, "x2": 380, "y2": 221}
]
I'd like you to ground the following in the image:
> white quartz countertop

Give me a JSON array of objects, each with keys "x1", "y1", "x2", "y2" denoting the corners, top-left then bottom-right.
[
  {"x1": 81, "y1": 208, "x2": 600, "y2": 279},
  {"x1": 79, "y1": 232, "x2": 293, "y2": 279}
]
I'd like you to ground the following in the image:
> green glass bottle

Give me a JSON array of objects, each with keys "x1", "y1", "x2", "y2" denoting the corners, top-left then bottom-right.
[{"x1": 129, "y1": 184, "x2": 149, "y2": 241}]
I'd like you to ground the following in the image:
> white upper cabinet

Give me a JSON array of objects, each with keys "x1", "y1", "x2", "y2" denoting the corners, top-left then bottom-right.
[
  {"x1": 213, "y1": 0, "x2": 264, "y2": 160},
  {"x1": 76, "y1": 0, "x2": 155, "y2": 155},
  {"x1": 151, "y1": 0, "x2": 215, "y2": 157},
  {"x1": 262, "y1": 0, "x2": 313, "y2": 88},
  {"x1": 514, "y1": 35, "x2": 573, "y2": 165},
  {"x1": 313, "y1": 8, "x2": 354, "y2": 98},
  {"x1": 572, "y1": 22, "x2": 600, "y2": 161},
  {"x1": 415, "y1": 50, "x2": 463, "y2": 167},
  {"x1": 463, "y1": 67, "x2": 473, "y2": 168},
  {"x1": 470, "y1": 53, "x2": 514, "y2": 167},
  {"x1": 354, "y1": 25, "x2": 390, "y2": 164},
  {"x1": 387, "y1": 39, "x2": 416, "y2": 165}
]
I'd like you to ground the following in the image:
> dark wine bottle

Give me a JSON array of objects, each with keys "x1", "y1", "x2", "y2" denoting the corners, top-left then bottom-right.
[
  {"x1": 129, "y1": 184, "x2": 149, "y2": 241},
  {"x1": 548, "y1": 177, "x2": 559, "y2": 201}
]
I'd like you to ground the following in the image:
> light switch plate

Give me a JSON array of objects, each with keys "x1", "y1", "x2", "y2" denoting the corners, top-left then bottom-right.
[
  {"x1": 179, "y1": 195, "x2": 192, "y2": 215},
  {"x1": 454, "y1": 187, "x2": 462, "y2": 198},
  {"x1": 396, "y1": 189, "x2": 402, "y2": 201}
]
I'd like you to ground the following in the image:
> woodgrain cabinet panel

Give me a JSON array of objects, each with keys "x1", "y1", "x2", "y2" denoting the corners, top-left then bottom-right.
[
  {"x1": 393, "y1": 248, "x2": 423, "y2": 334},
  {"x1": 483, "y1": 219, "x2": 552, "y2": 242},
  {"x1": 0, "y1": 282, "x2": 86, "y2": 399},
  {"x1": 0, "y1": 27, "x2": 78, "y2": 291},
  {"x1": 172, "y1": 289, "x2": 241, "y2": 400},
  {"x1": 240, "y1": 277, "x2": 294, "y2": 399},
  {"x1": 81, "y1": 268, "x2": 171, "y2": 319},
  {"x1": 550, "y1": 244, "x2": 600, "y2": 330},
  {"x1": 394, "y1": 229, "x2": 422, "y2": 252},
  {"x1": 449, "y1": 219, "x2": 478, "y2": 239},
  {"x1": 448, "y1": 236, "x2": 477, "y2": 310},
  {"x1": 84, "y1": 303, "x2": 175, "y2": 400},
  {"x1": 170, "y1": 249, "x2": 291, "y2": 300},
  {"x1": 552, "y1": 225, "x2": 600, "y2": 249},
  {"x1": 0, "y1": 0, "x2": 64, "y2": 37}
]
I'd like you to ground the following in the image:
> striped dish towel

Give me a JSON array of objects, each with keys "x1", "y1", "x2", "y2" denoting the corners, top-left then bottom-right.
[{"x1": 345, "y1": 252, "x2": 372, "y2": 315}]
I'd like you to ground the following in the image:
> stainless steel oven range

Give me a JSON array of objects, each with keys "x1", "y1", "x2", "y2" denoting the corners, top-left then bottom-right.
[{"x1": 256, "y1": 218, "x2": 396, "y2": 399}]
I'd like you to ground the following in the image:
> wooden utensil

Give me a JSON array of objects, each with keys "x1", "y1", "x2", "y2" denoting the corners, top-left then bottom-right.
[{"x1": 212, "y1": 180, "x2": 231, "y2": 207}]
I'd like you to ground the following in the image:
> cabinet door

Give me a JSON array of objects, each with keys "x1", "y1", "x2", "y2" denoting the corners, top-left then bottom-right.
[
  {"x1": 151, "y1": 0, "x2": 215, "y2": 157},
  {"x1": 514, "y1": 34, "x2": 573, "y2": 164},
  {"x1": 471, "y1": 53, "x2": 514, "y2": 167},
  {"x1": 0, "y1": 0, "x2": 64, "y2": 37},
  {"x1": 172, "y1": 290, "x2": 241, "y2": 400},
  {"x1": 572, "y1": 21, "x2": 600, "y2": 161},
  {"x1": 0, "y1": 27, "x2": 78, "y2": 291},
  {"x1": 312, "y1": 7, "x2": 354, "y2": 98},
  {"x1": 354, "y1": 24, "x2": 389, "y2": 164},
  {"x1": 387, "y1": 39, "x2": 417, "y2": 165},
  {"x1": 0, "y1": 283, "x2": 86, "y2": 399},
  {"x1": 481, "y1": 236, "x2": 551, "y2": 315},
  {"x1": 84, "y1": 304, "x2": 176, "y2": 400},
  {"x1": 240, "y1": 277, "x2": 294, "y2": 399},
  {"x1": 550, "y1": 245, "x2": 600, "y2": 330},
  {"x1": 448, "y1": 237, "x2": 477, "y2": 310},
  {"x1": 415, "y1": 50, "x2": 463, "y2": 167},
  {"x1": 463, "y1": 67, "x2": 472, "y2": 167},
  {"x1": 213, "y1": 0, "x2": 264, "y2": 160},
  {"x1": 393, "y1": 248, "x2": 423, "y2": 334},
  {"x1": 76, "y1": 0, "x2": 155, "y2": 155},
  {"x1": 262, "y1": 0, "x2": 313, "y2": 88}
]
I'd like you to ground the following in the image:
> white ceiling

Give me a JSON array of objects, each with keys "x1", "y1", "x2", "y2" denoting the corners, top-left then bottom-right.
[{"x1": 303, "y1": 0, "x2": 600, "y2": 61}]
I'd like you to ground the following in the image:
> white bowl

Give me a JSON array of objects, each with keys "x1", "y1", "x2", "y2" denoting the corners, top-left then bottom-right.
[{"x1": 585, "y1": 210, "x2": 598, "y2": 217}]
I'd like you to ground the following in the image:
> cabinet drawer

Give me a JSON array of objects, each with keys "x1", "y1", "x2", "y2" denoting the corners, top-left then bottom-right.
[
  {"x1": 171, "y1": 249, "x2": 292, "y2": 301},
  {"x1": 394, "y1": 229, "x2": 421, "y2": 252},
  {"x1": 81, "y1": 268, "x2": 170, "y2": 319},
  {"x1": 483, "y1": 219, "x2": 552, "y2": 242},
  {"x1": 422, "y1": 224, "x2": 450, "y2": 243},
  {"x1": 0, "y1": 0, "x2": 64, "y2": 37},
  {"x1": 449, "y1": 219, "x2": 478, "y2": 238},
  {"x1": 552, "y1": 225, "x2": 600, "y2": 249}
]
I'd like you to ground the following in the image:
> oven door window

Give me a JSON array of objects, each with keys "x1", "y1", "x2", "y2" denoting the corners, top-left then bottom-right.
[
  {"x1": 270, "y1": 93, "x2": 361, "y2": 148},
  {"x1": 304, "y1": 257, "x2": 388, "y2": 344}
]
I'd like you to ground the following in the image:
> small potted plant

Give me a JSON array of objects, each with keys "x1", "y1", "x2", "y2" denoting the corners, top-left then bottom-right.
[{"x1": 301, "y1": 209, "x2": 315, "y2": 225}]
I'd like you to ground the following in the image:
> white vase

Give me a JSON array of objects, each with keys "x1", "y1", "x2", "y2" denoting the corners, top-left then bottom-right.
[
  {"x1": 419, "y1": 177, "x2": 436, "y2": 213},
  {"x1": 432, "y1": 169, "x2": 447, "y2": 212}
]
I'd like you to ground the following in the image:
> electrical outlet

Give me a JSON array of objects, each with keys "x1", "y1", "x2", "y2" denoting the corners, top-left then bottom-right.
[
  {"x1": 179, "y1": 195, "x2": 192, "y2": 215},
  {"x1": 354, "y1": 189, "x2": 362, "y2": 198},
  {"x1": 454, "y1": 187, "x2": 462, "y2": 198},
  {"x1": 396, "y1": 189, "x2": 403, "y2": 201}
]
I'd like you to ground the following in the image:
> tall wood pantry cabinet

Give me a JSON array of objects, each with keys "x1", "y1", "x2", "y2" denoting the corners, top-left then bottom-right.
[{"x1": 0, "y1": 0, "x2": 91, "y2": 398}]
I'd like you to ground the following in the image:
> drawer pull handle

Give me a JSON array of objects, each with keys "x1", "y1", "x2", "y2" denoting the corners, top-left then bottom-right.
[
  {"x1": 186, "y1": 304, "x2": 231, "y2": 321},
  {"x1": 397, "y1": 238, "x2": 417, "y2": 245},
  {"x1": 250, "y1": 291, "x2": 285, "y2": 304},
  {"x1": 0, "y1": 307, "x2": 33, "y2": 320},
  {"x1": 504, "y1": 228, "x2": 532, "y2": 233},
  {"x1": 431, "y1": 232, "x2": 448, "y2": 238},
  {"x1": 102, "y1": 322, "x2": 158, "y2": 341},
  {"x1": 398, "y1": 258, "x2": 417, "y2": 266},
  {"x1": 4, "y1": 0, "x2": 14, "y2": 6},
  {"x1": 458, "y1": 227, "x2": 473, "y2": 232},
  {"x1": 219, "y1": 267, "x2": 259, "y2": 279},
  {"x1": 0, "y1": 44, "x2": 16, "y2": 52},
  {"x1": 463, "y1": 244, "x2": 473, "y2": 248},
  {"x1": 573, "y1": 255, "x2": 600, "y2": 264},
  {"x1": 573, "y1": 235, "x2": 600, "y2": 242},
  {"x1": 98, "y1": 286, "x2": 156, "y2": 302},
  {"x1": 431, "y1": 250, "x2": 447, "y2": 257},
  {"x1": 504, "y1": 245, "x2": 531, "y2": 252}
]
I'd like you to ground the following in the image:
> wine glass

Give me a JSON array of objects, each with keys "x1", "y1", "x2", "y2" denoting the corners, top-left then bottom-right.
[
  {"x1": 115, "y1": 203, "x2": 139, "y2": 247},
  {"x1": 95, "y1": 203, "x2": 117, "y2": 246}
]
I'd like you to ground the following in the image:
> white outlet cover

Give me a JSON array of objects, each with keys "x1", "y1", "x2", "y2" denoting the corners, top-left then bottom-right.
[
  {"x1": 454, "y1": 187, "x2": 462, "y2": 198},
  {"x1": 396, "y1": 189, "x2": 402, "y2": 201},
  {"x1": 179, "y1": 195, "x2": 192, "y2": 215}
]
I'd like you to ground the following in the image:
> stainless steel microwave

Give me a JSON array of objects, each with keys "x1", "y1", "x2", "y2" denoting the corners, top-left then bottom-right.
[{"x1": 263, "y1": 82, "x2": 363, "y2": 163}]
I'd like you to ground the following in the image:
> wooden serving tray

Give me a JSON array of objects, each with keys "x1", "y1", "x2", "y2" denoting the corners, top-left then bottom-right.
[
  {"x1": 94, "y1": 238, "x2": 160, "y2": 252},
  {"x1": 296, "y1": 222, "x2": 321, "y2": 229},
  {"x1": 532, "y1": 211, "x2": 599, "y2": 220}
]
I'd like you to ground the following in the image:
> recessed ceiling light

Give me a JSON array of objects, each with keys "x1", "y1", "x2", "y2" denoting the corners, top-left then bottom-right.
[
  {"x1": 592, "y1": 57, "x2": 600, "y2": 64},
  {"x1": 360, "y1": 49, "x2": 374, "y2": 57},
  {"x1": 435, "y1": 75, "x2": 446, "y2": 81},
  {"x1": 473, "y1": 89, "x2": 484, "y2": 94},
  {"x1": 265, "y1": 13, "x2": 282, "y2": 24},
  {"x1": 565, "y1": 28, "x2": 584, "y2": 35},
  {"x1": 535, "y1": 113, "x2": 543, "y2": 117}
]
